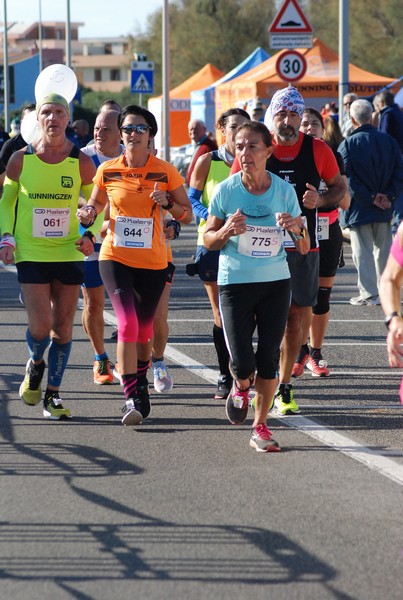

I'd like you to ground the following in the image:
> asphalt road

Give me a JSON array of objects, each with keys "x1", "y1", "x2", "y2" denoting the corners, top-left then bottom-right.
[{"x1": 1, "y1": 223, "x2": 402, "y2": 600}]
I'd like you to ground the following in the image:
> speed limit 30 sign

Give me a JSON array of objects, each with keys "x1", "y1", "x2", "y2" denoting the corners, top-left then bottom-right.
[{"x1": 276, "y1": 49, "x2": 307, "y2": 83}]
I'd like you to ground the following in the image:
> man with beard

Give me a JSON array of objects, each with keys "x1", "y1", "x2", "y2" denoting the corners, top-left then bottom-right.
[{"x1": 263, "y1": 87, "x2": 345, "y2": 414}]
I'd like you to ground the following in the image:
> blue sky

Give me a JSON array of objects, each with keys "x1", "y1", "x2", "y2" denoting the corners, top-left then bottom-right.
[{"x1": 4, "y1": 0, "x2": 163, "y2": 38}]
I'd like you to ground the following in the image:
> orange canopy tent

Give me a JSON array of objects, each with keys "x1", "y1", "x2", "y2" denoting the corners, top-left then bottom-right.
[
  {"x1": 215, "y1": 38, "x2": 398, "y2": 114},
  {"x1": 148, "y1": 63, "x2": 224, "y2": 152}
]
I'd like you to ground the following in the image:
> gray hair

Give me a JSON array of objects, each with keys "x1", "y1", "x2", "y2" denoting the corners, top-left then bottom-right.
[
  {"x1": 350, "y1": 99, "x2": 373, "y2": 125},
  {"x1": 189, "y1": 119, "x2": 206, "y2": 128},
  {"x1": 343, "y1": 92, "x2": 358, "y2": 104}
]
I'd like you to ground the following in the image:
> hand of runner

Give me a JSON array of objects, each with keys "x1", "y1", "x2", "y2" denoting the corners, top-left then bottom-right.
[
  {"x1": 75, "y1": 236, "x2": 94, "y2": 257},
  {"x1": 150, "y1": 182, "x2": 168, "y2": 206},
  {"x1": 226, "y1": 208, "x2": 247, "y2": 238},
  {"x1": 386, "y1": 320, "x2": 403, "y2": 368},
  {"x1": 302, "y1": 183, "x2": 319, "y2": 209},
  {"x1": 76, "y1": 204, "x2": 97, "y2": 226},
  {"x1": 276, "y1": 212, "x2": 298, "y2": 233}
]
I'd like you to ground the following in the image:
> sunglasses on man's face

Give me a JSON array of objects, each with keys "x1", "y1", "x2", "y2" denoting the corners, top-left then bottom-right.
[{"x1": 120, "y1": 124, "x2": 151, "y2": 135}]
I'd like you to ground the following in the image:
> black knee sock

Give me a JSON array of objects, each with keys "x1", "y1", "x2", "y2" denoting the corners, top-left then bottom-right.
[
  {"x1": 137, "y1": 359, "x2": 149, "y2": 386},
  {"x1": 213, "y1": 324, "x2": 231, "y2": 380}
]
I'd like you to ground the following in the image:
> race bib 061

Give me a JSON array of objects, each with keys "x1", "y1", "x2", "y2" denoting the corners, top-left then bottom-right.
[{"x1": 32, "y1": 207, "x2": 70, "y2": 238}]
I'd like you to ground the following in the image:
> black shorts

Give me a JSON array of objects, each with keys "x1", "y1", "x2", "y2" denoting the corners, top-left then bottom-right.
[
  {"x1": 319, "y1": 222, "x2": 344, "y2": 277},
  {"x1": 219, "y1": 279, "x2": 291, "y2": 380},
  {"x1": 166, "y1": 261, "x2": 176, "y2": 285},
  {"x1": 286, "y1": 251, "x2": 319, "y2": 307},
  {"x1": 17, "y1": 261, "x2": 85, "y2": 285}
]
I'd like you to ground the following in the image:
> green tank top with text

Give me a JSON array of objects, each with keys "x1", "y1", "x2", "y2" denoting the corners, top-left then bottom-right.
[{"x1": 14, "y1": 147, "x2": 84, "y2": 263}]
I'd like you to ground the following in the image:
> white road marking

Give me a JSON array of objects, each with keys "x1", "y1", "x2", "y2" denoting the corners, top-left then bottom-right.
[
  {"x1": 4, "y1": 269, "x2": 402, "y2": 487},
  {"x1": 161, "y1": 345, "x2": 403, "y2": 488},
  {"x1": 280, "y1": 415, "x2": 403, "y2": 486}
]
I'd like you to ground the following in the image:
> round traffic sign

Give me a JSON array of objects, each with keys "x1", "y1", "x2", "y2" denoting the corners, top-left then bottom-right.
[{"x1": 276, "y1": 50, "x2": 307, "y2": 83}]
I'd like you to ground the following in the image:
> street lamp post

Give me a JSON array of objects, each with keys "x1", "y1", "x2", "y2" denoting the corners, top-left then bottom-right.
[
  {"x1": 2, "y1": 0, "x2": 9, "y2": 131},
  {"x1": 162, "y1": 0, "x2": 170, "y2": 161},
  {"x1": 339, "y1": 0, "x2": 349, "y2": 126},
  {"x1": 38, "y1": 0, "x2": 43, "y2": 72},
  {"x1": 65, "y1": 0, "x2": 71, "y2": 68}
]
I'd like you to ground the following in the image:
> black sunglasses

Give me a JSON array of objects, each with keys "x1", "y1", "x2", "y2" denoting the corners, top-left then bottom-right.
[{"x1": 120, "y1": 124, "x2": 151, "y2": 135}]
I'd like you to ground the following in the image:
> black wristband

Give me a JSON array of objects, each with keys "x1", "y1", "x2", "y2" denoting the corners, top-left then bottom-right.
[
  {"x1": 161, "y1": 193, "x2": 174, "y2": 210},
  {"x1": 165, "y1": 219, "x2": 181, "y2": 239},
  {"x1": 385, "y1": 311, "x2": 401, "y2": 329}
]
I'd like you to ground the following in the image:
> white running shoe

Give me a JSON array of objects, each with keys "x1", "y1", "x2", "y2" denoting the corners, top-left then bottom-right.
[{"x1": 153, "y1": 360, "x2": 173, "y2": 393}]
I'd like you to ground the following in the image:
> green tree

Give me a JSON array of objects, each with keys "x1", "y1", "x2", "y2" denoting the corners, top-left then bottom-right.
[
  {"x1": 306, "y1": 0, "x2": 403, "y2": 78},
  {"x1": 78, "y1": 87, "x2": 146, "y2": 118},
  {"x1": 131, "y1": 0, "x2": 276, "y2": 94}
]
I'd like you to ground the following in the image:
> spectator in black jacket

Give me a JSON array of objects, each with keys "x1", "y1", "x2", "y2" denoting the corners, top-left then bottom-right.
[
  {"x1": 374, "y1": 90, "x2": 403, "y2": 153},
  {"x1": 374, "y1": 90, "x2": 403, "y2": 230}
]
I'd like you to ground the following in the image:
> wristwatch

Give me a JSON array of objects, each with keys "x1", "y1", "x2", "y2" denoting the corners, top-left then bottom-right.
[
  {"x1": 384, "y1": 311, "x2": 401, "y2": 329},
  {"x1": 83, "y1": 231, "x2": 96, "y2": 245},
  {"x1": 293, "y1": 227, "x2": 306, "y2": 240}
]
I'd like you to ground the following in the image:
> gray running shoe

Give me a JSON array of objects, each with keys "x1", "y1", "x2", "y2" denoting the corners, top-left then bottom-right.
[{"x1": 250, "y1": 424, "x2": 280, "y2": 453}]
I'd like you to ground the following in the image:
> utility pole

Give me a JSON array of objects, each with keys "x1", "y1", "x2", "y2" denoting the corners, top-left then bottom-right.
[
  {"x1": 339, "y1": 0, "x2": 349, "y2": 126},
  {"x1": 65, "y1": 0, "x2": 71, "y2": 68},
  {"x1": 162, "y1": 0, "x2": 170, "y2": 161},
  {"x1": 38, "y1": 0, "x2": 43, "y2": 73},
  {"x1": 2, "y1": 0, "x2": 9, "y2": 131}
]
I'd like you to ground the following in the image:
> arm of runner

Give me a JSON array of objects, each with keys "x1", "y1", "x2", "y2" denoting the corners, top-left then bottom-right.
[
  {"x1": 166, "y1": 185, "x2": 193, "y2": 224},
  {"x1": 276, "y1": 212, "x2": 310, "y2": 255},
  {"x1": 188, "y1": 153, "x2": 213, "y2": 221},
  {"x1": 204, "y1": 208, "x2": 247, "y2": 251},
  {"x1": 379, "y1": 252, "x2": 403, "y2": 367},
  {"x1": 316, "y1": 171, "x2": 346, "y2": 209},
  {"x1": 0, "y1": 151, "x2": 24, "y2": 265}
]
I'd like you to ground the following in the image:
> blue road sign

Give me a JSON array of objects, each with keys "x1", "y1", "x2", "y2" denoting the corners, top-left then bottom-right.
[{"x1": 130, "y1": 61, "x2": 154, "y2": 94}]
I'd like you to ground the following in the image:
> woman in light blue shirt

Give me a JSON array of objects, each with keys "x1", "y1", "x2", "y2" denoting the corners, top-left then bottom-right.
[{"x1": 204, "y1": 121, "x2": 309, "y2": 453}]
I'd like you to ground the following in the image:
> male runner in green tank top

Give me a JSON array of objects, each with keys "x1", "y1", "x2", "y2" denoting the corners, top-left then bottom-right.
[{"x1": 0, "y1": 93, "x2": 97, "y2": 419}]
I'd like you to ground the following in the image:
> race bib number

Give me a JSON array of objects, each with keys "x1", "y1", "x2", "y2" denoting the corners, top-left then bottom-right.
[
  {"x1": 32, "y1": 207, "x2": 70, "y2": 238},
  {"x1": 282, "y1": 216, "x2": 307, "y2": 248},
  {"x1": 114, "y1": 216, "x2": 153, "y2": 248},
  {"x1": 238, "y1": 225, "x2": 282, "y2": 258},
  {"x1": 317, "y1": 216, "x2": 329, "y2": 241}
]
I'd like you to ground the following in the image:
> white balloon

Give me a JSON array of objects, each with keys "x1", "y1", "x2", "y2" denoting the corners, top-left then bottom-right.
[
  {"x1": 35, "y1": 64, "x2": 77, "y2": 104},
  {"x1": 20, "y1": 110, "x2": 41, "y2": 145}
]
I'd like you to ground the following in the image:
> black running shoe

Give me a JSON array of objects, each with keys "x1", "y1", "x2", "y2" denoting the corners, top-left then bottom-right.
[
  {"x1": 137, "y1": 382, "x2": 151, "y2": 419},
  {"x1": 225, "y1": 384, "x2": 249, "y2": 425},
  {"x1": 215, "y1": 375, "x2": 232, "y2": 399}
]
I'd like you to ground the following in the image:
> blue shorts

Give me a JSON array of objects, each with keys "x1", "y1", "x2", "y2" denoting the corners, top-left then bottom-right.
[
  {"x1": 195, "y1": 245, "x2": 219, "y2": 282},
  {"x1": 82, "y1": 243, "x2": 103, "y2": 288}
]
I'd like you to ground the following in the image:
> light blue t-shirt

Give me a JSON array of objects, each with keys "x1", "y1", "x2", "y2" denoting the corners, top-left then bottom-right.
[{"x1": 209, "y1": 171, "x2": 301, "y2": 285}]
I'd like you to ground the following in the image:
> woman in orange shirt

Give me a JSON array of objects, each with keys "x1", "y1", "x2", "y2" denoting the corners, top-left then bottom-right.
[{"x1": 78, "y1": 105, "x2": 191, "y2": 426}]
